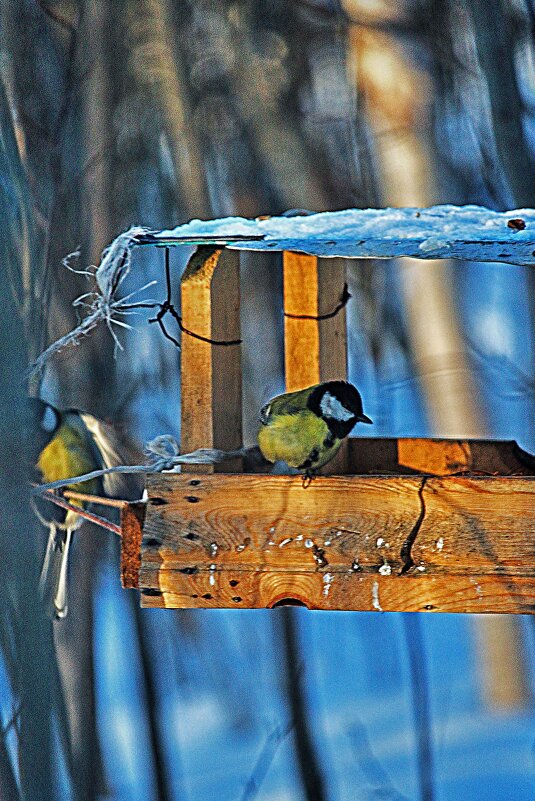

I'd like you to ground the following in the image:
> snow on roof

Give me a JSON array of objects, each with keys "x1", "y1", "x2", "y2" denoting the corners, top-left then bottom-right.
[{"x1": 136, "y1": 205, "x2": 535, "y2": 265}]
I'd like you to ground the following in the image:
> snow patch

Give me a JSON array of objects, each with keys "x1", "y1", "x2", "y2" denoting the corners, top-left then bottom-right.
[{"x1": 372, "y1": 581, "x2": 383, "y2": 612}]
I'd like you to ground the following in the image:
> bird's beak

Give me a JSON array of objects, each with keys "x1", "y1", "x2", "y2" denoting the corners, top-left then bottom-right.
[{"x1": 358, "y1": 414, "x2": 373, "y2": 424}]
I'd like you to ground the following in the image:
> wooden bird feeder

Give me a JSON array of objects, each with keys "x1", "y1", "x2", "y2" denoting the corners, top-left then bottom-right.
[{"x1": 119, "y1": 208, "x2": 535, "y2": 613}]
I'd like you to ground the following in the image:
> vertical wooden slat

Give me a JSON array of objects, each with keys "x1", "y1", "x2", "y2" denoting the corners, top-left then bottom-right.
[
  {"x1": 283, "y1": 252, "x2": 348, "y2": 473},
  {"x1": 120, "y1": 502, "x2": 146, "y2": 589},
  {"x1": 283, "y1": 252, "x2": 321, "y2": 390},
  {"x1": 181, "y1": 246, "x2": 242, "y2": 472}
]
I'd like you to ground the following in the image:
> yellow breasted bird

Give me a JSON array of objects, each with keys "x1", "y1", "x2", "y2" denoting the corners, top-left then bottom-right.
[
  {"x1": 257, "y1": 381, "x2": 372, "y2": 473},
  {"x1": 30, "y1": 399, "x2": 142, "y2": 619}
]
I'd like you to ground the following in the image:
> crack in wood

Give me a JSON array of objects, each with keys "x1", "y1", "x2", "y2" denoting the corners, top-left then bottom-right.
[{"x1": 400, "y1": 477, "x2": 428, "y2": 574}]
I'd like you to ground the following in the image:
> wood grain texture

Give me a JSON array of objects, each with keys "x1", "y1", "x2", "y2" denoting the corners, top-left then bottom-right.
[
  {"x1": 283, "y1": 252, "x2": 348, "y2": 473},
  {"x1": 283, "y1": 252, "x2": 320, "y2": 390},
  {"x1": 139, "y1": 572, "x2": 535, "y2": 613},
  {"x1": 180, "y1": 246, "x2": 242, "y2": 472},
  {"x1": 348, "y1": 437, "x2": 534, "y2": 475},
  {"x1": 120, "y1": 502, "x2": 145, "y2": 589},
  {"x1": 131, "y1": 472, "x2": 535, "y2": 613}
]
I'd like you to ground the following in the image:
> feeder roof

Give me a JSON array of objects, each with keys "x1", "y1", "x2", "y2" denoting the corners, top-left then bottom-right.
[{"x1": 136, "y1": 205, "x2": 535, "y2": 265}]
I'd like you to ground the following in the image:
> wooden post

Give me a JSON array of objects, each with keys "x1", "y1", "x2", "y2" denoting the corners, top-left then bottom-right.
[
  {"x1": 180, "y1": 247, "x2": 242, "y2": 472},
  {"x1": 120, "y1": 502, "x2": 146, "y2": 589},
  {"x1": 283, "y1": 252, "x2": 348, "y2": 473}
]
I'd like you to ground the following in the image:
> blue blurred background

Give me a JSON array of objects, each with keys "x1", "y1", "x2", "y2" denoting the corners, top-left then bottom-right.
[{"x1": 1, "y1": 1, "x2": 535, "y2": 799}]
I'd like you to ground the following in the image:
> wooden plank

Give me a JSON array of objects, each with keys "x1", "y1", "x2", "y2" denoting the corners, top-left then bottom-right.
[
  {"x1": 283, "y1": 251, "x2": 348, "y2": 473},
  {"x1": 120, "y1": 502, "x2": 146, "y2": 589},
  {"x1": 283, "y1": 252, "x2": 347, "y2": 389},
  {"x1": 283, "y1": 252, "x2": 320, "y2": 389},
  {"x1": 139, "y1": 572, "x2": 535, "y2": 612},
  {"x1": 347, "y1": 437, "x2": 534, "y2": 475},
  {"x1": 180, "y1": 246, "x2": 242, "y2": 472},
  {"x1": 133, "y1": 472, "x2": 535, "y2": 612},
  {"x1": 348, "y1": 438, "x2": 533, "y2": 708}
]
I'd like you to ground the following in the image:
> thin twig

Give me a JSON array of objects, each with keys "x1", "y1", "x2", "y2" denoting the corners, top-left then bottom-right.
[
  {"x1": 240, "y1": 721, "x2": 295, "y2": 801},
  {"x1": 62, "y1": 491, "x2": 128, "y2": 509},
  {"x1": 284, "y1": 283, "x2": 351, "y2": 320},
  {"x1": 36, "y1": 0, "x2": 77, "y2": 33},
  {"x1": 38, "y1": 490, "x2": 122, "y2": 535}
]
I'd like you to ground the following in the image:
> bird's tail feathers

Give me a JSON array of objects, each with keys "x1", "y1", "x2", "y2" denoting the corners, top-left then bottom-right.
[{"x1": 39, "y1": 523, "x2": 73, "y2": 619}]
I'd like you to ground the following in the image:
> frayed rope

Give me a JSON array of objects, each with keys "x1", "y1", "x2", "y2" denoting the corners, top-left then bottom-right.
[
  {"x1": 31, "y1": 435, "x2": 250, "y2": 495},
  {"x1": 26, "y1": 227, "x2": 155, "y2": 379}
]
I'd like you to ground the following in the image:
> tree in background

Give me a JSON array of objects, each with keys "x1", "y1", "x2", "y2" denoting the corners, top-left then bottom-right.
[{"x1": 1, "y1": 2, "x2": 535, "y2": 800}]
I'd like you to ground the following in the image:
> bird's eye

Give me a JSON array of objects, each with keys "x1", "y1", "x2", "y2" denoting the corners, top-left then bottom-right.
[
  {"x1": 41, "y1": 405, "x2": 58, "y2": 433},
  {"x1": 259, "y1": 403, "x2": 271, "y2": 424}
]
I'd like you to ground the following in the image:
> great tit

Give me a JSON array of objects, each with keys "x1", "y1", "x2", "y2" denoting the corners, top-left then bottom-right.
[
  {"x1": 30, "y1": 399, "x2": 142, "y2": 619},
  {"x1": 257, "y1": 381, "x2": 372, "y2": 473}
]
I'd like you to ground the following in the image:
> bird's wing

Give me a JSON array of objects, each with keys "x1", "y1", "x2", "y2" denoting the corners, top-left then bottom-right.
[
  {"x1": 274, "y1": 386, "x2": 317, "y2": 417},
  {"x1": 79, "y1": 413, "x2": 144, "y2": 500}
]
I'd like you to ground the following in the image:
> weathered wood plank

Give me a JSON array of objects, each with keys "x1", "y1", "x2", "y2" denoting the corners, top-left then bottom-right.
[
  {"x1": 283, "y1": 253, "x2": 347, "y2": 389},
  {"x1": 283, "y1": 252, "x2": 320, "y2": 390},
  {"x1": 180, "y1": 246, "x2": 242, "y2": 472},
  {"x1": 139, "y1": 572, "x2": 535, "y2": 613},
  {"x1": 120, "y1": 502, "x2": 146, "y2": 589},
  {"x1": 348, "y1": 437, "x2": 534, "y2": 475},
  {"x1": 283, "y1": 251, "x2": 348, "y2": 473},
  {"x1": 133, "y1": 472, "x2": 535, "y2": 612}
]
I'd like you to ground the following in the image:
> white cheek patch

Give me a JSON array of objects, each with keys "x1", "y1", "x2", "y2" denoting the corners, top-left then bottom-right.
[
  {"x1": 259, "y1": 403, "x2": 271, "y2": 425},
  {"x1": 320, "y1": 392, "x2": 354, "y2": 422},
  {"x1": 41, "y1": 405, "x2": 58, "y2": 433}
]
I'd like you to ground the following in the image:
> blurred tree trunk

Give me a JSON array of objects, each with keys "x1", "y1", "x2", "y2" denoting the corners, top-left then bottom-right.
[
  {"x1": 403, "y1": 614, "x2": 434, "y2": 801},
  {"x1": 280, "y1": 609, "x2": 327, "y2": 801},
  {"x1": 125, "y1": 0, "x2": 210, "y2": 218},
  {"x1": 0, "y1": 73, "x2": 74, "y2": 801},
  {"x1": 42, "y1": 2, "x2": 118, "y2": 416},
  {"x1": 3, "y1": 8, "x2": 119, "y2": 799},
  {"x1": 0, "y1": 733, "x2": 19, "y2": 801},
  {"x1": 353, "y1": 11, "x2": 487, "y2": 437},
  {"x1": 473, "y1": 615, "x2": 530, "y2": 709},
  {"x1": 133, "y1": 602, "x2": 174, "y2": 801},
  {"x1": 469, "y1": 0, "x2": 535, "y2": 207},
  {"x1": 355, "y1": 0, "x2": 530, "y2": 714},
  {"x1": 54, "y1": 526, "x2": 107, "y2": 801}
]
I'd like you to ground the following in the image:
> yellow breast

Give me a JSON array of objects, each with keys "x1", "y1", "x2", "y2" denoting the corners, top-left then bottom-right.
[
  {"x1": 37, "y1": 423, "x2": 99, "y2": 502},
  {"x1": 257, "y1": 411, "x2": 341, "y2": 470}
]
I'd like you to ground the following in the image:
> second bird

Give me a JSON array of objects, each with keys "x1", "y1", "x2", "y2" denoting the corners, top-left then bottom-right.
[
  {"x1": 31, "y1": 399, "x2": 142, "y2": 619},
  {"x1": 257, "y1": 381, "x2": 372, "y2": 474}
]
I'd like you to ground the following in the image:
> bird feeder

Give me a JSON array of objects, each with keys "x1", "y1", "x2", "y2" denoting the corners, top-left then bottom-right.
[{"x1": 120, "y1": 207, "x2": 535, "y2": 613}]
